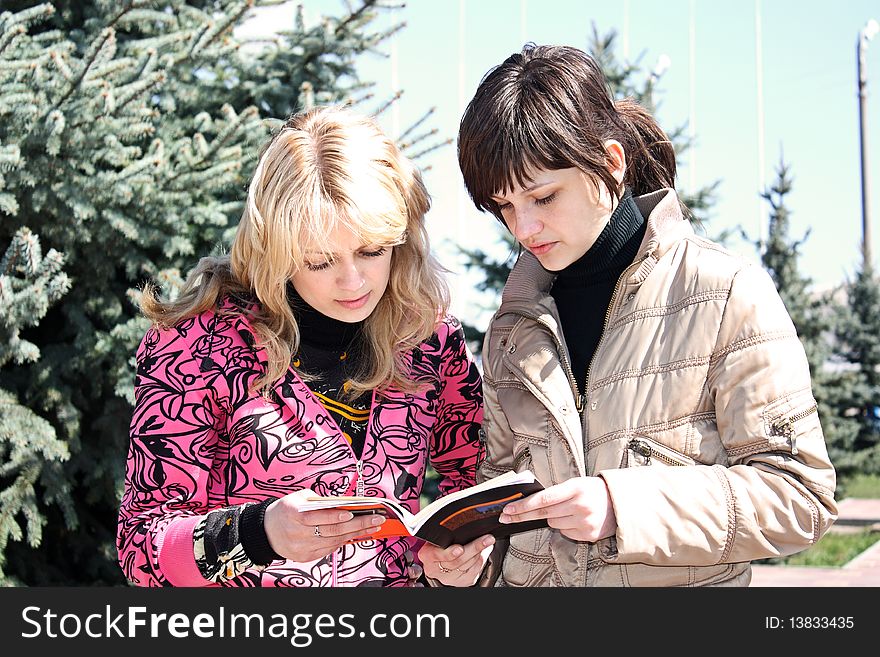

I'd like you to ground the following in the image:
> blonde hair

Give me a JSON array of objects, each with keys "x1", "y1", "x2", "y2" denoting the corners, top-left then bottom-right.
[{"x1": 141, "y1": 105, "x2": 450, "y2": 396}]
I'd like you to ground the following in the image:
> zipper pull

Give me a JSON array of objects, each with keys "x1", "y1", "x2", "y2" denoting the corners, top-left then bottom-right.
[
  {"x1": 627, "y1": 439, "x2": 652, "y2": 465},
  {"x1": 576, "y1": 393, "x2": 585, "y2": 413},
  {"x1": 356, "y1": 460, "x2": 365, "y2": 497},
  {"x1": 771, "y1": 419, "x2": 798, "y2": 455}
]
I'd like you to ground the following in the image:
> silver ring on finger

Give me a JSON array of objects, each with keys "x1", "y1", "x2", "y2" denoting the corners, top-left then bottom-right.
[
  {"x1": 437, "y1": 563, "x2": 451, "y2": 573},
  {"x1": 314, "y1": 525, "x2": 322, "y2": 538}
]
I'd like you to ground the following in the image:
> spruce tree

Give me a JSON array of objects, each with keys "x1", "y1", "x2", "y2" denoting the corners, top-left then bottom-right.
[
  {"x1": 458, "y1": 25, "x2": 719, "y2": 347},
  {"x1": 750, "y1": 156, "x2": 880, "y2": 488},
  {"x1": 0, "y1": 0, "x2": 426, "y2": 585},
  {"x1": 824, "y1": 265, "x2": 880, "y2": 483},
  {"x1": 745, "y1": 156, "x2": 868, "y2": 490},
  {"x1": 751, "y1": 156, "x2": 829, "y2": 371},
  {"x1": 0, "y1": 228, "x2": 72, "y2": 584}
]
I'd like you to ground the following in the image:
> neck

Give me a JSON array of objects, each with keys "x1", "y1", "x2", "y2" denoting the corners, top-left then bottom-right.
[
  {"x1": 287, "y1": 284, "x2": 364, "y2": 350},
  {"x1": 553, "y1": 188, "x2": 645, "y2": 286}
]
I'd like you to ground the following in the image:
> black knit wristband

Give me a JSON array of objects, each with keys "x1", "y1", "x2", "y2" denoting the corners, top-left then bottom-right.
[{"x1": 240, "y1": 498, "x2": 283, "y2": 565}]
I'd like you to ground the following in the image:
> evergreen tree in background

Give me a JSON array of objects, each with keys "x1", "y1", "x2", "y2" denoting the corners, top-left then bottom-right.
[
  {"x1": 753, "y1": 157, "x2": 827, "y2": 365},
  {"x1": 747, "y1": 157, "x2": 863, "y2": 489},
  {"x1": 742, "y1": 156, "x2": 831, "y2": 368},
  {"x1": 824, "y1": 265, "x2": 880, "y2": 483},
  {"x1": 457, "y1": 25, "x2": 720, "y2": 347},
  {"x1": 0, "y1": 0, "x2": 435, "y2": 585},
  {"x1": 0, "y1": 228, "x2": 72, "y2": 579}
]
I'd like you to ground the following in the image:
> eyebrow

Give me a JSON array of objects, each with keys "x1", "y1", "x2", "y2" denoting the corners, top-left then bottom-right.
[{"x1": 491, "y1": 181, "x2": 553, "y2": 200}]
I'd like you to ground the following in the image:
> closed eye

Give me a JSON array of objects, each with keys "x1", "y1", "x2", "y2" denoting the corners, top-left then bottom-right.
[
  {"x1": 360, "y1": 246, "x2": 387, "y2": 258},
  {"x1": 536, "y1": 192, "x2": 557, "y2": 206},
  {"x1": 305, "y1": 261, "x2": 331, "y2": 272}
]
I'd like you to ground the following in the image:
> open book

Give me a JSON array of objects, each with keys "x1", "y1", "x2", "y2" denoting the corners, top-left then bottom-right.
[{"x1": 298, "y1": 470, "x2": 547, "y2": 548}]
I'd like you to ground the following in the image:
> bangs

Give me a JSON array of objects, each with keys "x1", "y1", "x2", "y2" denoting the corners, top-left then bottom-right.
[
  {"x1": 463, "y1": 104, "x2": 574, "y2": 216},
  {"x1": 293, "y1": 199, "x2": 407, "y2": 267}
]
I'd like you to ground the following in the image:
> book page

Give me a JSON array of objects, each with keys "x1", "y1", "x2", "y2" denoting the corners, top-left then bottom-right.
[{"x1": 297, "y1": 496, "x2": 415, "y2": 527}]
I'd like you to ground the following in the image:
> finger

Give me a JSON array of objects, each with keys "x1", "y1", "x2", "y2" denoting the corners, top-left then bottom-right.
[
  {"x1": 439, "y1": 535, "x2": 494, "y2": 570},
  {"x1": 417, "y1": 543, "x2": 443, "y2": 562},
  {"x1": 454, "y1": 541, "x2": 495, "y2": 582},
  {"x1": 299, "y1": 509, "x2": 357, "y2": 525},
  {"x1": 450, "y1": 553, "x2": 483, "y2": 573},
  {"x1": 321, "y1": 525, "x2": 385, "y2": 547},
  {"x1": 546, "y1": 515, "x2": 584, "y2": 530},
  {"x1": 501, "y1": 484, "x2": 575, "y2": 516},
  {"x1": 499, "y1": 499, "x2": 573, "y2": 524},
  {"x1": 437, "y1": 544, "x2": 466, "y2": 561},
  {"x1": 312, "y1": 513, "x2": 386, "y2": 539}
]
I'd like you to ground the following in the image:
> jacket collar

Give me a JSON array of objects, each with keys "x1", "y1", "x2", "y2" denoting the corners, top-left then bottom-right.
[
  {"x1": 500, "y1": 188, "x2": 692, "y2": 314},
  {"x1": 632, "y1": 188, "x2": 693, "y2": 263},
  {"x1": 217, "y1": 295, "x2": 360, "y2": 451}
]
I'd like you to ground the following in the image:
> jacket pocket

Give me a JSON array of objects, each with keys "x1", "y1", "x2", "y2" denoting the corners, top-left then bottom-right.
[
  {"x1": 496, "y1": 384, "x2": 550, "y2": 440},
  {"x1": 616, "y1": 562, "x2": 742, "y2": 587},
  {"x1": 762, "y1": 388, "x2": 820, "y2": 456},
  {"x1": 620, "y1": 434, "x2": 696, "y2": 468},
  {"x1": 501, "y1": 527, "x2": 554, "y2": 587}
]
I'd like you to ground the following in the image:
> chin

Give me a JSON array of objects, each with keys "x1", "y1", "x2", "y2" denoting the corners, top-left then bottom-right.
[
  {"x1": 337, "y1": 304, "x2": 378, "y2": 323},
  {"x1": 537, "y1": 255, "x2": 571, "y2": 272}
]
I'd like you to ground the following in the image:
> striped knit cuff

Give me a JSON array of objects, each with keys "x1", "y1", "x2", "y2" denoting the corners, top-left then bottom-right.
[{"x1": 240, "y1": 498, "x2": 283, "y2": 566}]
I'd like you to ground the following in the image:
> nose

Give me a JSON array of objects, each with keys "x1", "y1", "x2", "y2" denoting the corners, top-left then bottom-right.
[
  {"x1": 509, "y1": 207, "x2": 542, "y2": 243},
  {"x1": 335, "y1": 259, "x2": 365, "y2": 292}
]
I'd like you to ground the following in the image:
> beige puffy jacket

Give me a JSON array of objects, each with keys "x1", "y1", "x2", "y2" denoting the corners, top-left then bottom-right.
[{"x1": 478, "y1": 189, "x2": 838, "y2": 587}]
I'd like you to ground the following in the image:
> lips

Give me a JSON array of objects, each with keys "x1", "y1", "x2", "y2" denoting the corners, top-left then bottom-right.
[
  {"x1": 336, "y1": 292, "x2": 370, "y2": 310},
  {"x1": 527, "y1": 241, "x2": 556, "y2": 256}
]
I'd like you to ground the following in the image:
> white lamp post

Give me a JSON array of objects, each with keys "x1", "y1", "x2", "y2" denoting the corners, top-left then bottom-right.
[{"x1": 858, "y1": 18, "x2": 879, "y2": 269}]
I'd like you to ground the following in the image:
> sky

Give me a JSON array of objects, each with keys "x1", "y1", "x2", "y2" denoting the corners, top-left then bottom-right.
[{"x1": 238, "y1": 0, "x2": 880, "y2": 330}]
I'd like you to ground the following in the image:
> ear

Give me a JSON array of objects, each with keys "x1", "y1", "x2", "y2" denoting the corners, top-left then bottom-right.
[{"x1": 603, "y1": 140, "x2": 626, "y2": 186}]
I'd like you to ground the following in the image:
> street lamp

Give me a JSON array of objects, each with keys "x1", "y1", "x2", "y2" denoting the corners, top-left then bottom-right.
[{"x1": 857, "y1": 18, "x2": 878, "y2": 270}]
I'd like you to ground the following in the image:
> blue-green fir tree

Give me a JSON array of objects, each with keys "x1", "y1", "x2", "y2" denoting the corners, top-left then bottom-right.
[
  {"x1": 824, "y1": 263, "x2": 880, "y2": 484},
  {"x1": 0, "y1": 228, "x2": 72, "y2": 581},
  {"x1": 0, "y1": 0, "x2": 435, "y2": 585},
  {"x1": 745, "y1": 156, "x2": 866, "y2": 490}
]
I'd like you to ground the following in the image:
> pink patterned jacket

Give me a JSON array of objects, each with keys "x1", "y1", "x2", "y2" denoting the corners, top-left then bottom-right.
[{"x1": 117, "y1": 295, "x2": 484, "y2": 587}]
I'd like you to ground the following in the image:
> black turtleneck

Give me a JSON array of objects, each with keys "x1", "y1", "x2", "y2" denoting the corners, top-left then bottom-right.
[
  {"x1": 549, "y1": 189, "x2": 646, "y2": 387},
  {"x1": 288, "y1": 284, "x2": 365, "y2": 370},
  {"x1": 286, "y1": 284, "x2": 371, "y2": 458}
]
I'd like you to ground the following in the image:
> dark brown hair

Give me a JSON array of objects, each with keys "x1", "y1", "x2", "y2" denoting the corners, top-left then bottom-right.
[{"x1": 458, "y1": 43, "x2": 678, "y2": 221}]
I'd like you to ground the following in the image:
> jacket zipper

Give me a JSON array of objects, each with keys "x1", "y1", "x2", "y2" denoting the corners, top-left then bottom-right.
[
  {"x1": 626, "y1": 438, "x2": 693, "y2": 466},
  {"x1": 356, "y1": 459, "x2": 365, "y2": 496},
  {"x1": 505, "y1": 311, "x2": 584, "y2": 412},
  {"x1": 498, "y1": 310, "x2": 586, "y2": 475},
  {"x1": 627, "y1": 439, "x2": 654, "y2": 464},
  {"x1": 583, "y1": 255, "x2": 647, "y2": 414},
  {"x1": 513, "y1": 447, "x2": 531, "y2": 471},
  {"x1": 770, "y1": 404, "x2": 818, "y2": 455}
]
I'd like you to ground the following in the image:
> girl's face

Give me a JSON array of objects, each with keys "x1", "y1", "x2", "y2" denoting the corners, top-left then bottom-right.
[
  {"x1": 291, "y1": 223, "x2": 393, "y2": 323},
  {"x1": 490, "y1": 143, "x2": 626, "y2": 272}
]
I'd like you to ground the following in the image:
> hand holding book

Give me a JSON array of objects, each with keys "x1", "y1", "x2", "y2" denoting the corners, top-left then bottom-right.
[
  {"x1": 419, "y1": 533, "x2": 497, "y2": 587},
  {"x1": 497, "y1": 475, "x2": 618, "y2": 543}
]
